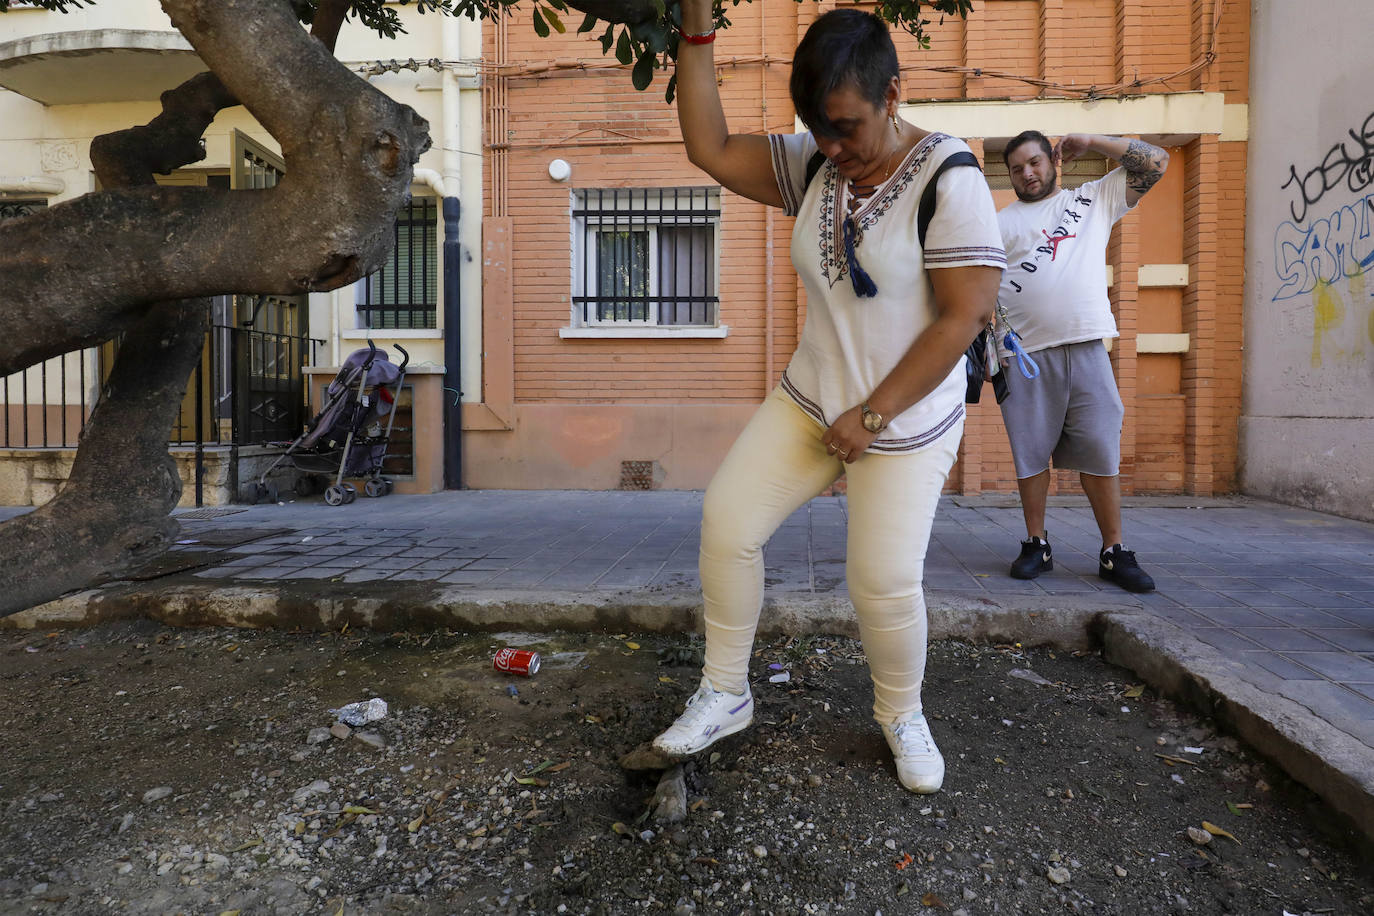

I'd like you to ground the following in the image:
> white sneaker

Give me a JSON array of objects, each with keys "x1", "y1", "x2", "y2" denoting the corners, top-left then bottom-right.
[
  {"x1": 882, "y1": 712, "x2": 944, "y2": 794},
  {"x1": 652, "y1": 678, "x2": 754, "y2": 757}
]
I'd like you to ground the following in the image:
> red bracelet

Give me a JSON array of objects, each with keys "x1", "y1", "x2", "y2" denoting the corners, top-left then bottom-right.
[{"x1": 680, "y1": 28, "x2": 716, "y2": 45}]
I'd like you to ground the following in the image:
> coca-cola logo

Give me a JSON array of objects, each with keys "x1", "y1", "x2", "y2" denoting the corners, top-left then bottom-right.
[{"x1": 494, "y1": 648, "x2": 520, "y2": 671}]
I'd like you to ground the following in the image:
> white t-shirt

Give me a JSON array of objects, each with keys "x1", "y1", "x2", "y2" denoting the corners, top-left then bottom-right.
[
  {"x1": 768, "y1": 131, "x2": 1006, "y2": 453},
  {"x1": 995, "y1": 168, "x2": 1132, "y2": 354}
]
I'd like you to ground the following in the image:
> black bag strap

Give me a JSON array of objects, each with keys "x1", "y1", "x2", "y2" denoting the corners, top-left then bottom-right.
[
  {"x1": 803, "y1": 147, "x2": 981, "y2": 247},
  {"x1": 917, "y1": 149, "x2": 980, "y2": 247},
  {"x1": 804, "y1": 150, "x2": 826, "y2": 191}
]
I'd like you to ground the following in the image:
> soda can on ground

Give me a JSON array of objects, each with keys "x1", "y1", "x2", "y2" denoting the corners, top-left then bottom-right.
[{"x1": 494, "y1": 648, "x2": 540, "y2": 677}]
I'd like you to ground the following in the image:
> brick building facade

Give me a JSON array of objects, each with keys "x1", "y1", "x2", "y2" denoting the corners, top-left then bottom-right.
[{"x1": 467, "y1": 0, "x2": 1249, "y2": 494}]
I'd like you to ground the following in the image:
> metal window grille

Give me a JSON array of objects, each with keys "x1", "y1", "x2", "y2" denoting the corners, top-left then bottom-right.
[
  {"x1": 572, "y1": 187, "x2": 720, "y2": 326},
  {"x1": 0, "y1": 198, "x2": 46, "y2": 220},
  {"x1": 358, "y1": 196, "x2": 439, "y2": 330}
]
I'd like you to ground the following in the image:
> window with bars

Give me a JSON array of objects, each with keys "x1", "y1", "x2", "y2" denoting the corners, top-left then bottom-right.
[
  {"x1": 571, "y1": 187, "x2": 720, "y2": 327},
  {"x1": 0, "y1": 199, "x2": 47, "y2": 220},
  {"x1": 357, "y1": 196, "x2": 438, "y2": 330}
]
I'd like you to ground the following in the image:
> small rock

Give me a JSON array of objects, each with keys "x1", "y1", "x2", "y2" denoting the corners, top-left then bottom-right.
[
  {"x1": 1186, "y1": 826, "x2": 1212, "y2": 846},
  {"x1": 1047, "y1": 865, "x2": 1071, "y2": 885},
  {"x1": 807, "y1": 774, "x2": 823, "y2": 787},
  {"x1": 752, "y1": 845, "x2": 768, "y2": 858},
  {"x1": 1008, "y1": 668, "x2": 1054, "y2": 687},
  {"x1": 334, "y1": 697, "x2": 387, "y2": 726},
  {"x1": 117, "y1": 813, "x2": 135, "y2": 834},
  {"x1": 651, "y1": 765, "x2": 688, "y2": 824},
  {"x1": 962, "y1": 887, "x2": 978, "y2": 901},
  {"x1": 354, "y1": 730, "x2": 386, "y2": 749},
  {"x1": 141, "y1": 787, "x2": 173, "y2": 804},
  {"x1": 1114, "y1": 865, "x2": 1127, "y2": 877},
  {"x1": 292, "y1": 779, "x2": 331, "y2": 804},
  {"x1": 306, "y1": 727, "x2": 331, "y2": 745},
  {"x1": 329, "y1": 723, "x2": 352, "y2": 740}
]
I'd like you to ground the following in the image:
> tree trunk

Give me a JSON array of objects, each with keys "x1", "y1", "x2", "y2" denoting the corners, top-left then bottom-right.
[{"x1": 0, "y1": 0, "x2": 432, "y2": 617}]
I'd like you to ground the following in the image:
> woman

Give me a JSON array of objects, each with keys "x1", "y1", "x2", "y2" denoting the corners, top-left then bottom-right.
[{"x1": 652, "y1": 2, "x2": 1004, "y2": 794}]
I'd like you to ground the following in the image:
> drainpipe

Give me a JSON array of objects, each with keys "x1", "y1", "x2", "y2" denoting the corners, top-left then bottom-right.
[{"x1": 439, "y1": 12, "x2": 465, "y2": 490}]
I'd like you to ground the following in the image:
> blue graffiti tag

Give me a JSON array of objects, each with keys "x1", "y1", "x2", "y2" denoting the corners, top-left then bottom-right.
[{"x1": 1272, "y1": 194, "x2": 1374, "y2": 301}]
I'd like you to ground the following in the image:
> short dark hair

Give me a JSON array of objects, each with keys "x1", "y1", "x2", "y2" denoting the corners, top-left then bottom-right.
[
  {"x1": 1005, "y1": 130, "x2": 1053, "y2": 165},
  {"x1": 790, "y1": 9, "x2": 899, "y2": 138}
]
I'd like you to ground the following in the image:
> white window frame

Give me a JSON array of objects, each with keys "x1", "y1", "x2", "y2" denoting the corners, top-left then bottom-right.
[{"x1": 562, "y1": 187, "x2": 728, "y2": 339}]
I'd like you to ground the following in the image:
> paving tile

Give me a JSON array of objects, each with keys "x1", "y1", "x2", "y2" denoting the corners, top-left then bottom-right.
[
  {"x1": 1191, "y1": 628, "x2": 1264, "y2": 654},
  {"x1": 1278, "y1": 651, "x2": 1374, "y2": 683},
  {"x1": 1241, "y1": 650, "x2": 1324, "y2": 682},
  {"x1": 1309, "y1": 628, "x2": 1374, "y2": 652},
  {"x1": 1229, "y1": 628, "x2": 1342, "y2": 652},
  {"x1": 1193, "y1": 607, "x2": 1284, "y2": 628},
  {"x1": 1276, "y1": 681, "x2": 1374, "y2": 744}
]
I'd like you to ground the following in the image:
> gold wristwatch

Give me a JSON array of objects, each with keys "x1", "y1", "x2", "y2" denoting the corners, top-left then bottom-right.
[{"x1": 861, "y1": 402, "x2": 885, "y2": 433}]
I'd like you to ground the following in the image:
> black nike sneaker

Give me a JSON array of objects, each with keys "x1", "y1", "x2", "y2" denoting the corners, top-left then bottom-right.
[
  {"x1": 1010, "y1": 536, "x2": 1053, "y2": 580},
  {"x1": 1098, "y1": 544, "x2": 1155, "y2": 593}
]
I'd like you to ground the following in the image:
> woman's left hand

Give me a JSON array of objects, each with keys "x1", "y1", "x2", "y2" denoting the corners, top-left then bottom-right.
[{"x1": 821, "y1": 406, "x2": 878, "y2": 464}]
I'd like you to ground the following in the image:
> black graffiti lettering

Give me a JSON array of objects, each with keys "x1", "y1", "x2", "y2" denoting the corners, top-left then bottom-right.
[
  {"x1": 1049, "y1": 226, "x2": 1070, "y2": 238},
  {"x1": 1010, "y1": 280, "x2": 1022, "y2": 292},
  {"x1": 1020, "y1": 261, "x2": 1038, "y2": 273},
  {"x1": 1282, "y1": 110, "x2": 1374, "y2": 223},
  {"x1": 1075, "y1": 194, "x2": 1093, "y2": 206},
  {"x1": 1065, "y1": 209, "x2": 1082, "y2": 222}
]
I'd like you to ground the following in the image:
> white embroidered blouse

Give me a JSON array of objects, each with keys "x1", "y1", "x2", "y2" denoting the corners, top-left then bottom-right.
[{"x1": 768, "y1": 131, "x2": 1006, "y2": 453}]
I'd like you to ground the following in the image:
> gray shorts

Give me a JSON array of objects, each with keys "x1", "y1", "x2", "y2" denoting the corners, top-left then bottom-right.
[{"x1": 998, "y1": 341, "x2": 1124, "y2": 479}]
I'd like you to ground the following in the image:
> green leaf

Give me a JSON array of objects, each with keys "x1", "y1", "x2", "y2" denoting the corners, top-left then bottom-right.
[
  {"x1": 599, "y1": 22, "x2": 616, "y2": 55},
  {"x1": 615, "y1": 29, "x2": 633, "y2": 66},
  {"x1": 532, "y1": 7, "x2": 549, "y2": 38},
  {"x1": 577, "y1": 12, "x2": 598, "y2": 34},
  {"x1": 543, "y1": 6, "x2": 565, "y2": 33},
  {"x1": 664, "y1": 73, "x2": 677, "y2": 105},
  {"x1": 631, "y1": 51, "x2": 656, "y2": 91}
]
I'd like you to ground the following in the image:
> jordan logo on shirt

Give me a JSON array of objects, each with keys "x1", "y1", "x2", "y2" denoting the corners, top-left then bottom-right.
[{"x1": 1041, "y1": 228, "x2": 1076, "y2": 260}]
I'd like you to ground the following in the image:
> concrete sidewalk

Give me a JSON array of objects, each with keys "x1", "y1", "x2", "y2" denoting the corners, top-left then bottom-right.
[{"x1": 3, "y1": 490, "x2": 1373, "y2": 845}]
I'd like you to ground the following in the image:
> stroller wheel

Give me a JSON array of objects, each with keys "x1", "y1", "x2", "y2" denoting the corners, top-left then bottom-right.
[
  {"x1": 364, "y1": 479, "x2": 386, "y2": 498},
  {"x1": 342, "y1": 483, "x2": 357, "y2": 505},
  {"x1": 382, "y1": 478, "x2": 395, "y2": 495},
  {"x1": 264, "y1": 483, "x2": 279, "y2": 504},
  {"x1": 324, "y1": 485, "x2": 347, "y2": 507}
]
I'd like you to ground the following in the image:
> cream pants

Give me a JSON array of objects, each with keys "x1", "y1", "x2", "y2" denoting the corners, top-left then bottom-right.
[{"x1": 699, "y1": 388, "x2": 961, "y2": 724}]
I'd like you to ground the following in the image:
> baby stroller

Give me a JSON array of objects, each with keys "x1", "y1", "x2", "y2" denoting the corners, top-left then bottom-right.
[{"x1": 248, "y1": 341, "x2": 409, "y2": 506}]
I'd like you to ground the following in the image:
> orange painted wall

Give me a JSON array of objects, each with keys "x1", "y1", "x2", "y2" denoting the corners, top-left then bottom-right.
[{"x1": 468, "y1": 0, "x2": 1249, "y2": 494}]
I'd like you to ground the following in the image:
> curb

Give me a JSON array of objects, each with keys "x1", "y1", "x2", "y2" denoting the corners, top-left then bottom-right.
[
  {"x1": 3, "y1": 582, "x2": 1126, "y2": 653},
  {"x1": 1100, "y1": 613, "x2": 1374, "y2": 851}
]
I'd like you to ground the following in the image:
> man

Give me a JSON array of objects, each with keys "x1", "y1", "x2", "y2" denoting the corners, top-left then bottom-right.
[{"x1": 994, "y1": 131, "x2": 1169, "y2": 593}]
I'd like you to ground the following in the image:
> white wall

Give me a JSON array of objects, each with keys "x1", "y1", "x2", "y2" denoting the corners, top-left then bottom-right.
[
  {"x1": 1, "y1": 2, "x2": 484, "y2": 412},
  {"x1": 1242, "y1": 0, "x2": 1374, "y2": 520}
]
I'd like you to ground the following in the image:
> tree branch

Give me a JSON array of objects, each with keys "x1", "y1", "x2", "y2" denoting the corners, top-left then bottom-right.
[
  {"x1": 311, "y1": 0, "x2": 351, "y2": 53},
  {"x1": 0, "y1": 0, "x2": 430, "y2": 378},
  {"x1": 89, "y1": 73, "x2": 238, "y2": 188}
]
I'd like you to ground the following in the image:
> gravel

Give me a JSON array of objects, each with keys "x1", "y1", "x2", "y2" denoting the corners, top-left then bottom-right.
[{"x1": 0, "y1": 622, "x2": 1370, "y2": 914}]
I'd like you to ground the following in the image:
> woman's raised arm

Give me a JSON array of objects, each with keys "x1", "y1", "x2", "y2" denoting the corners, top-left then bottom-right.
[{"x1": 676, "y1": 0, "x2": 786, "y2": 208}]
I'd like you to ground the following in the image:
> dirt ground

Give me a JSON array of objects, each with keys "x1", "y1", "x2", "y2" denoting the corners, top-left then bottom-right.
[{"x1": 0, "y1": 621, "x2": 1370, "y2": 916}]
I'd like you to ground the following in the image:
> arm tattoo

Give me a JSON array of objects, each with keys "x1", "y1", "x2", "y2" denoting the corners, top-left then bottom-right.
[{"x1": 1120, "y1": 139, "x2": 1167, "y2": 197}]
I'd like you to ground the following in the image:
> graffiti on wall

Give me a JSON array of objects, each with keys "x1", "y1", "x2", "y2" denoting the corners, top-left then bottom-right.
[
  {"x1": 1275, "y1": 110, "x2": 1374, "y2": 367},
  {"x1": 1281, "y1": 111, "x2": 1374, "y2": 223}
]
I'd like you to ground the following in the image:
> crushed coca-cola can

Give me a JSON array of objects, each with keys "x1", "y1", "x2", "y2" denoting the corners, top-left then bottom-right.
[{"x1": 493, "y1": 647, "x2": 540, "y2": 677}]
